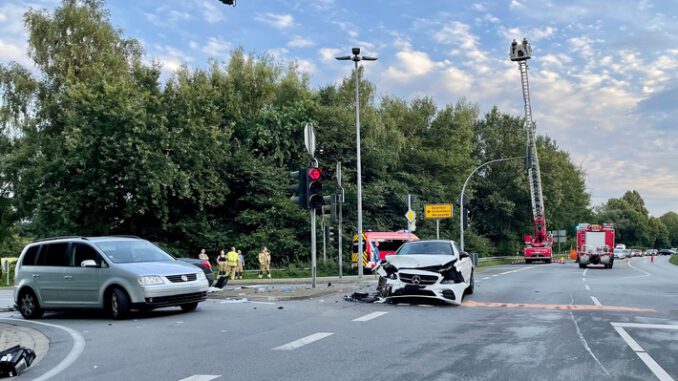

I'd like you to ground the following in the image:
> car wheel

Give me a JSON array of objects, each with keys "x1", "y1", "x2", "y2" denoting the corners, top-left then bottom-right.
[
  {"x1": 465, "y1": 271, "x2": 474, "y2": 296},
  {"x1": 180, "y1": 302, "x2": 199, "y2": 312},
  {"x1": 19, "y1": 290, "x2": 44, "y2": 319},
  {"x1": 109, "y1": 288, "x2": 131, "y2": 320},
  {"x1": 579, "y1": 263, "x2": 587, "y2": 269},
  {"x1": 608, "y1": 261, "x2": 613, "y2": 269},
  {"x1": 546, "y1": 259, "x2": 552, "y2": 264},
  {"x1": 525, "y1": 259, "x2": 532, "y2": 264}
]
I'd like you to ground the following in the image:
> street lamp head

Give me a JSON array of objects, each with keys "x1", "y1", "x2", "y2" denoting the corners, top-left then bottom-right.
[
  {"x1": 362, "y1": 56, "x2": 378, "y2": 61},
  {"x1": 352, "y1": 47, "x2": 360, "y2": 55},
  {"x1": 335, "y1": 55, "x2": 352, "y2": 61}
]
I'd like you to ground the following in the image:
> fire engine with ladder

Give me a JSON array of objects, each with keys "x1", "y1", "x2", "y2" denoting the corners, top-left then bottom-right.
[{"x1": 510, "y1": 38, "x2": 553, "y2": 264}]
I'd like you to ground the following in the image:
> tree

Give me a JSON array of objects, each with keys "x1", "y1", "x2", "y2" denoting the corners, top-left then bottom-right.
[{"x1": 659, "y1": 212, "x2": 678, "y2": 247}]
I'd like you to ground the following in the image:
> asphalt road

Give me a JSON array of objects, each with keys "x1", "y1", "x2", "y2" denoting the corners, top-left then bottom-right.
[{"x1": 1, "y1": 256, "x2": 677, "y2": 381}]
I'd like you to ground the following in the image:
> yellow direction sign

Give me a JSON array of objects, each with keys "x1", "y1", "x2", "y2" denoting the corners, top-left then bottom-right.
[{"x1": 424, "y1": 204, "x2": 453, "y2": 219}]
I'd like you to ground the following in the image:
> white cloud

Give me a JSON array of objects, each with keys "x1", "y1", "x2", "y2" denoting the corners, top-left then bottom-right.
[
  {"x1": 333, "y1": 21, "x2": 359, "y2": 38},
  {"x1": 319, "y1": 47, "x2": 341, "y2": 63},
  {"x1": 295, "y1": 59, "x2": 316, "y2": 75},
  {"x1": 255, "y1": 13, "x2": 294, "y2": 29},
  {"x1": 201, "y1": 37, "x2": 231, "y2": 57},
  {"x1": 288, "y1": 37, "x2": 315, "y2": 48},
  {"x1": 199, "y1": 0, "x2": 224, "y2": 24},
  {"x1": 434, "y1": 21, "x2": 487, "y2": 64},
  {"x1": 472, "y1": 3, "x2": 487, "y2": 12},
  {"x1": 148, "y1": 45, "x2": 194, "y2": 73},
  {"x1": 267, "y1": 47, "x2": 289, "y2": 60},
  {"x1": 510, "y1": 0, "x2": 525, "y2": 10},
  {"x1": 311, "y1": 0, "x2": 335, "y2": 10}
]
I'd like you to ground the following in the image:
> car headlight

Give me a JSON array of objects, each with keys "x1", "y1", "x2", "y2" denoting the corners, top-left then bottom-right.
[
  {"x1": 196, "y1": 271, "x2": 206, "y2": 280},
  {"x1": 138, "y1": 275, "x2": 165, "y2": 286}
]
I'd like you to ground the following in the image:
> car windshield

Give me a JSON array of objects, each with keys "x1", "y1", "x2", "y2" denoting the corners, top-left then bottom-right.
[
  {"x1": 94, "y1": 240, "x2": 175, "y2": 263},
  {"x1": 397, "y1": 241, "x2": 453, "y2": 256}
]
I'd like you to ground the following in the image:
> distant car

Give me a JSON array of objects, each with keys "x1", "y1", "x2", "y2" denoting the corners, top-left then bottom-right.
[
  {"x1": 658, "y1": 249, "x2": 674, "y2": 256},
  {"x1": 613, "y1": 248, "x2": 626, "y2": 259},
  {"x1": 630, "y1": 249, "x2": 642, "y2": 257},
  {"x1": 13, "y1": 236, "x2": 209, "y2": 319},
  {"x1": 375, "y1": 239, "x2": 474, "y2": 305},
  {"x1": 178, "y1": 258, "x2": 214, "y2": 286},
  {"x1": 645, "y1": 249, "x2": 658, "y2": 256}
]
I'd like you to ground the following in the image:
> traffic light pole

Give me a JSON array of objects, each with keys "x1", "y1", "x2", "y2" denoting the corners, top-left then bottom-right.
[
  {"x1": 338, "y1": 200, "x2": 343, "y2": 278},
  {"x1": 322, "y1": 220, "x2": 327, "y2": 264},
  {"x1": 311, "y1": 209, "x2": 317, "y2": 288}
]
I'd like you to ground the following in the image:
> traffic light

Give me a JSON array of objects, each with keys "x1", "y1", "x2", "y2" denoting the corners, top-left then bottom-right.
[
  {"x1": 289, "y1": 169, "x2": 307, "y2": 208},
  {"x1": 328, "y1": 226, "x2": 335, "y2": 243},
  {"x1": 307, "y1": 166, "x2": 323, "y2": 209},
  {"x1": 463, "y1": 209, "x2": 470, "y2": 229},
  {"x1": 321, "y1": 194, "x2": 337, "y2": 223}
]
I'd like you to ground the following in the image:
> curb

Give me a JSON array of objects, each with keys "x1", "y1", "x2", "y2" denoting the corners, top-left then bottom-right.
[{"x1": 0, "y1": 307, "x2": 14, "y2": 312}]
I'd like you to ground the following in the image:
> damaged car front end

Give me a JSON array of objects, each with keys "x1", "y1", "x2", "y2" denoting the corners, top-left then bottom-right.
[{"x1": 375, "y1": 240, "x2": 474, "y2": 305}]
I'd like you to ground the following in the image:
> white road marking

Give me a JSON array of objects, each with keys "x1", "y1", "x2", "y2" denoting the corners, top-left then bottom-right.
[
  {"x1": 482, "y1": 277, "x2": 490, "y2": 280},
  {"x1": 1, "y1": 318, "x2": 86, "y2": 381},
  {"x1": 273, "y1": 332, "x2": 334, "y2": 351},
  {"x1": 585, "y1": 284, "x2": 590, "y2": 290},
  {"x1": 582, "y1": 268, "x2": 588, "y2": 277},
  {"x1": 627, "y1": 260, "x2": 651, "y2": 277},
  {"x1": 491, "y1": 274, "x2": 499, "y2": 277},
  {"x1": 590, "y1": 296, "x2": 602, "y2": 306},
  {"x1": 250, "y1": 301, "x2": 276, "y2": 305},
  {"x1": 352, "y1": 311, "x2": 388, "y2": 322},
  {"x1": 177, "y1": 376, "x2": 221, "y2": 381},
  {"x1": 498, "y1": 266, "x2": 534, "y2": 275},
  {"x1": 611, "y1": 322, "x2": 678, "y2": 381}
]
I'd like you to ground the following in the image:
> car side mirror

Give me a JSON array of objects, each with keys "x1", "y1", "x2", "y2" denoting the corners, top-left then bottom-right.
[
  {"x1": 459, "y1": 252, "x2": 470, "y2": 258},
  {"x1": 81, "y1": 259, "x2": 98, "y2": 268}
]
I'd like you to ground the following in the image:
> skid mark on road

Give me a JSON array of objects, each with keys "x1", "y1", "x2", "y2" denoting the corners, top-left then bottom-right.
[
  {"x1": 462, "y1": 300, "x2": 654, "y2": 313},
  {"x1": 570, "y1": 309, "x2": 611, "y2": 378}
]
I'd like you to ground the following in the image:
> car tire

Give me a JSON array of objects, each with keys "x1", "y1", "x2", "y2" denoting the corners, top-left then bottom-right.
[
  {"x1": 109, "y1": 288, "x2": 131, "y2": 320},
  {"x1": 608, "y1": 261, "x2": 613, "y2": 269},
  {"x1": 180, "y1": 302, "x2": 199, "y2": 312},
  {"x1": 18, "y1": 289, "x2": 44, "y2": 319},
  {"x1": 465, "y1": 271, "x2": 474, "y2": 296},
  {"x1": 579, "y1": 263, "x2": 587, "y2": 269},
  {"x1": 546, "y1": 259, "x2": 552, "y2": 264},
  {"x1": 525, "y1": 259, "x2": 532, "y2": 264}
]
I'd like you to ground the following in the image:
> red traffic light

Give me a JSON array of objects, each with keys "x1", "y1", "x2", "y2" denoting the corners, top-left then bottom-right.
[{"x1": 308, "y1": 167, "x2": 322, "y2": 180}]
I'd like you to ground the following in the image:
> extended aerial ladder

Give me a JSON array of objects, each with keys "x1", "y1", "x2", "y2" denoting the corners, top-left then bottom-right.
[{"x1": 510, "y1": 38, "x2": 553, "y2": 264}]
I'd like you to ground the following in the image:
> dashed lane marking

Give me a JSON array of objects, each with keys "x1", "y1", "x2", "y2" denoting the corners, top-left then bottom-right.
[
  {"x1": 462, "y1": 300, "x2": 654, "y2": 313},
  {"x1": 177, "y1": 376, "x2": 221, "y2": 381},
  {"x1": 591, "y1": 296, "x2": 602, "y2": 306},
  {"x1": 611, "y1": 322, "x2": 678, "y2": 381},
  {"x1": 498, "y1": 266, "x2": 534, "y2": 275},
  {"x1": 482, "y1": 277, "x2": 491, "y2": 280},
  {"x1": 273, "y1": 332, "x2": 334, "y2": 351},
  {"x1": 583, "y1": 268, "x2": 588, "y2": 277},
  {"x1": 352, "y1": 311, "x2": 388, "y2": 322},
  {"x1": 585, "y1": 284, "x2": 591, "y2": 290}
]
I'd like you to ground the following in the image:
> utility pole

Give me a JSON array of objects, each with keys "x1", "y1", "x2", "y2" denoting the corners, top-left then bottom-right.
[{"x1": 336, "y1": 162, "x2": 344, "y2": 278}]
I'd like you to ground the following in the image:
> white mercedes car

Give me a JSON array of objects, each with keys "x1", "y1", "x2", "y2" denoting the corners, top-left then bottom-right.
[{"x1": 375, "y1": 240, "x2": 474, "y2": 305}]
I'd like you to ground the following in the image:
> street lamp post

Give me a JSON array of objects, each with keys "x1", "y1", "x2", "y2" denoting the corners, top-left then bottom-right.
[
  {"x1": 459, "y1": 157, "x2": 523, "y2": 252},
  {"x1": 336, "y1": 48, "x2": 377, "y2": 280}
]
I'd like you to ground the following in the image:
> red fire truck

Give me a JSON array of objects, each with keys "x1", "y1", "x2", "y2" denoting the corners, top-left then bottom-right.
[{"x1": 576, "y1": 223, "x2": 615, "y2": 269}]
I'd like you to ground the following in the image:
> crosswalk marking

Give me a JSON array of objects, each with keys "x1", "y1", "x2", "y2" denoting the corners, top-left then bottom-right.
[{"x1": 273, "y1": 332, "x2": 334, "y2": 351}]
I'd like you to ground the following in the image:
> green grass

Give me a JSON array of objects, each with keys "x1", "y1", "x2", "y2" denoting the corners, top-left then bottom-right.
[
  {"x1": 670, "y1": 255, "x2": 678, "y2": 266},
  {"x1": 478, "y1": 258, "x2": 515, "y2": 267}
]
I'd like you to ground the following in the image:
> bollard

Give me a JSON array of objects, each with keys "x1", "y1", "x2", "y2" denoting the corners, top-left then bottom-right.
[{"x1": 651, "y1": 255, "x2": 654, "y2": 263}]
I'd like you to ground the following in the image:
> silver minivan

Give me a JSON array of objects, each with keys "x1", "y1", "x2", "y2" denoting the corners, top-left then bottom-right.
[{"x1": 13, "y1": 236, "x2": 208, "y2": 319}]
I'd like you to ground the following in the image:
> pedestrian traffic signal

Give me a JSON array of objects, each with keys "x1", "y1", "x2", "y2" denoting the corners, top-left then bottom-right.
[
  {"x1": 307, "y1": 166, "x2": 323, "y2": 209},
  {"x1": 328, "y1": 226, "x2": 335, "y2": 243},
  {"x1": 289, "y1": 169, "x2": 308, "y2": 208}
]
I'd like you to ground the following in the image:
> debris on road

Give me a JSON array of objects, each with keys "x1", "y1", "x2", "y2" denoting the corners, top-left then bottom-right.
[
  {"x1": 0, "y1": 345, "x2": 37, "y2": 377},
  {"x1": 219, "y1": 298, "x2": 249, "y2": 304},
  {"x1": 343, "y1": 291, "x2": 383, "y2": 304}
]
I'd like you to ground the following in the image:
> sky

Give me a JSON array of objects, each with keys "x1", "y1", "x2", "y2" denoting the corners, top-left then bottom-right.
[{"x1": 1, "y1": 0, "x2": 677, "y2": 216}]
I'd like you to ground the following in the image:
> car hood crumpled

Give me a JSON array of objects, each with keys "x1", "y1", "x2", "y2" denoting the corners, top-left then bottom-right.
[{"x1": 382, "y1": 255, "x2": 456, "y2": 269}]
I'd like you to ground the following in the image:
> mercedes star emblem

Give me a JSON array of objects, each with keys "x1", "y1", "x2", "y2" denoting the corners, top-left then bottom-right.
[
  {"x1": 181, "y1": 275, "x2": 188, "y2": 282},
  {"x1": 411, "y1": 275, "x2": 421, "y2": 285}
]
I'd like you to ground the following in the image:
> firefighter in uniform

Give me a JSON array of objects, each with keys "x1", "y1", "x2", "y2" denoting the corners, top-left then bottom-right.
[
  {"x1": 226, "y1": 247, "x2": 239, "y2": 280},
  {"x1": 216, "y1": 250, "x2": 227, "y2": 276},
  {"x1": 258, "y1": 247, "x2": 271, "y2": 278}
]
